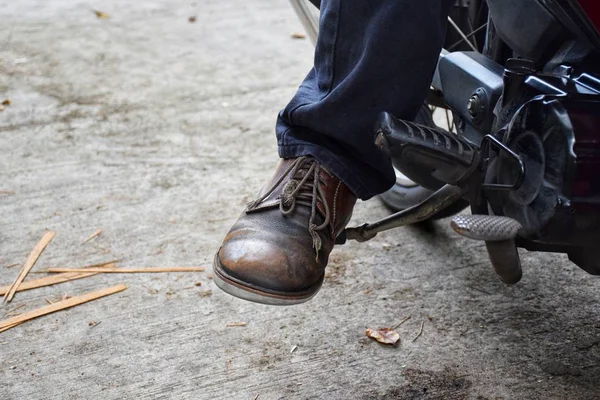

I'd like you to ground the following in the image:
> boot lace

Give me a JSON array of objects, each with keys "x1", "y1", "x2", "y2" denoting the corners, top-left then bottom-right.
[{"x1": 247, "y1": 156, "x2": 331, "y2": 258}]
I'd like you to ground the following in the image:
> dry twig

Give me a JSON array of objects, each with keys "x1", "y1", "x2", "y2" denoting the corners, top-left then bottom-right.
[
  {"x1": 142, "y1": 285, "x2": 158, "y2": 295},
  {"x1": 82, "y1": 229, "x2": 103, "y2": 244},
  {"x1": 411, "y1": 321, "x2": 425, "y2": 342},
  {"x1": 3, "y1": 304, "x2": 25, "y2": 317},
  {"x1": 46, "y1": 266, "x2": 205, "y2": 274},
  {"x1": 0, "y1": 284, "x2": 127, "y2": 333},
  {"x1": 226, "y1": 322, "x2": 247, "y2": 327},
  {"x1": 393, "y1": 315, "x2": 411, "y2": 330},
  {"x1": 0, "y1": 261, "x2": 116, "y2": 296},
  {"x1": 4, "y1": 231, "x2": 55, "y2": 303}
]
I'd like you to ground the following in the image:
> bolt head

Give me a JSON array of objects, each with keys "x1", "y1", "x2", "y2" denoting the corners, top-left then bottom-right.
[{"x1": 467, "y1": 96, "x2": 479, "y2": 114}]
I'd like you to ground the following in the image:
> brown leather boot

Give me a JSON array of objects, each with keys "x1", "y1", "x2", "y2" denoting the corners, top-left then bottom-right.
[{"x1": 213, "y1": 156, "x2": 357, "y2": 305}]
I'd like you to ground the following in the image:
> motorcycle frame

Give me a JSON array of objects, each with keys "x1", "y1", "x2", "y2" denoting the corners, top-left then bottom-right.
[
  {"x1": 398, "y1": 1, "x2": 600, "y2": 256},
  {"x1": 291, "y1": 0, "x2": 600, "y2": 264}
]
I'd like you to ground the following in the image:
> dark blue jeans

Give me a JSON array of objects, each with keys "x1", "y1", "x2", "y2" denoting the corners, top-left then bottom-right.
[{"x1": 276, "y1": 0, "x2": 454, "y2": 200}]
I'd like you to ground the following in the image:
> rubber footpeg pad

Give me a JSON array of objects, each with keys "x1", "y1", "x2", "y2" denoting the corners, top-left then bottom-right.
[{"x1": 450, "y1": 214, "x2": 522, "y2": 241}]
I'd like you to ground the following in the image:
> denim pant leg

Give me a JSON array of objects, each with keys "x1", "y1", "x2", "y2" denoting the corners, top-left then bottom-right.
[{"x1": 276, "y1": 0, "x2": 454, "y2": 200}]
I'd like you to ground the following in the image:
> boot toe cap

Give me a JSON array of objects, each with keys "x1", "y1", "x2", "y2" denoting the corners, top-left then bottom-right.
[{"x1": 217, "y1": 231, "x2": 323, "y2": 294}]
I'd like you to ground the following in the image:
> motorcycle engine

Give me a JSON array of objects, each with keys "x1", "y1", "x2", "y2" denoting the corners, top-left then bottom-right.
[{"x1": 486, "y1": 99, "x2": 574, "y2": 241}]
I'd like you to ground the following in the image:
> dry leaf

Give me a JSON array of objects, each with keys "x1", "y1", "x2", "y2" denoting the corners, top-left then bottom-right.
[
  {"x1": 94, "y1": 10, "x2": 110, "y2": 19},
  {"x1": 366, "y1": 327, "x2": 401, "y2": 346},
  {"x1": 290, "y1": 32, "x2": 306, "y2": 39}
]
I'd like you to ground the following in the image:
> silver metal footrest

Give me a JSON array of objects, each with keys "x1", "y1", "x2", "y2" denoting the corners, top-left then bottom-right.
[
  {"x1": 450, "y1": 214, "x2": 522, "y2": 241},
  {"x1": 451, "y1": 214, "x2": 523, "y2": 284},
  {"x1": 338, "y1": 184, "x2": 465, "y2": 244}
]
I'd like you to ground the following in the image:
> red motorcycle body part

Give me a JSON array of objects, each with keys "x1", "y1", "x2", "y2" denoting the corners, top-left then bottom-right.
[{"x1": 577, "y1": 0, "x2": 600, "y2": 35}]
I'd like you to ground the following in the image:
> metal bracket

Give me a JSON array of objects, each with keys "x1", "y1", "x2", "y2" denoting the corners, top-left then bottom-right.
[{"x1": 480, "y1": 134, "x2": 526, "y2": 191}]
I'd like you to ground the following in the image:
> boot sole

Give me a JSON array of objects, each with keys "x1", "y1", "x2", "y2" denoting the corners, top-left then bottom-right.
[{"x1": 212, "y1": 252, "x2": 322, "y2": 306}]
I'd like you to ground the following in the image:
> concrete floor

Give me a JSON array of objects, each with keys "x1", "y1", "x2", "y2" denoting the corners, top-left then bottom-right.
[{"x1": 1, "y1": 1, "x2": 600, "y2": 399}]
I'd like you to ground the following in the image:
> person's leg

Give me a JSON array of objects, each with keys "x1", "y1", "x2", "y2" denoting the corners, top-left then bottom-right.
[
  {"x1": 214, "y1": 0, "x2": 454, "y2": 305},
  {"x1": 278, "y1": 0, "x2": 454, "y2": 200}
]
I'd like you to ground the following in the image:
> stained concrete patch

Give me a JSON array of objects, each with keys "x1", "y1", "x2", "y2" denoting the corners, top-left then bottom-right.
[{"x1": 367, "y1": 368, "x2": 473, "y2": 400}]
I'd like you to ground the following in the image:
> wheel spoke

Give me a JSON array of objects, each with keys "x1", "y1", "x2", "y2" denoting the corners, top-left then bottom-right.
[
  {"x1": 447, "y1": 16, "x2": 478, "y2": 52},
  {"x1": 447, "y1": 23, "x2": 488, "y2": 51}
]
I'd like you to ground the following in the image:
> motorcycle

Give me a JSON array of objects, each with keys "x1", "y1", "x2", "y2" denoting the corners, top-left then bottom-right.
[{"x1": 290, "y1": 0, "x2": 600, "y2": 284}]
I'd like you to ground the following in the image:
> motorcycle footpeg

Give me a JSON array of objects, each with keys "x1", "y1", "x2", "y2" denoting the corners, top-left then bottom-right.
[
  {"x1": 374, "y1": 112, "x2": 479, "y2": 187},
  {"x1": 450, "y1": 214, "x2": 522, "y2": 241},
  {"x1": 450, "y1": 214, "x2": 523, "y2": 284}
]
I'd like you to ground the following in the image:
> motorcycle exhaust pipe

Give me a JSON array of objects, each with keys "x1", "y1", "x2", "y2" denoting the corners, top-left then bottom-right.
[{"x1": 375, "y1": 112, "x2": 480, "y2": 188}]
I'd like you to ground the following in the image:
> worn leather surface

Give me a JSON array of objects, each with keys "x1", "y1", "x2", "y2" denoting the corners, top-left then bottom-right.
[{"x1": 217, "y1": 158, "x2": 357, "y2": 296}]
